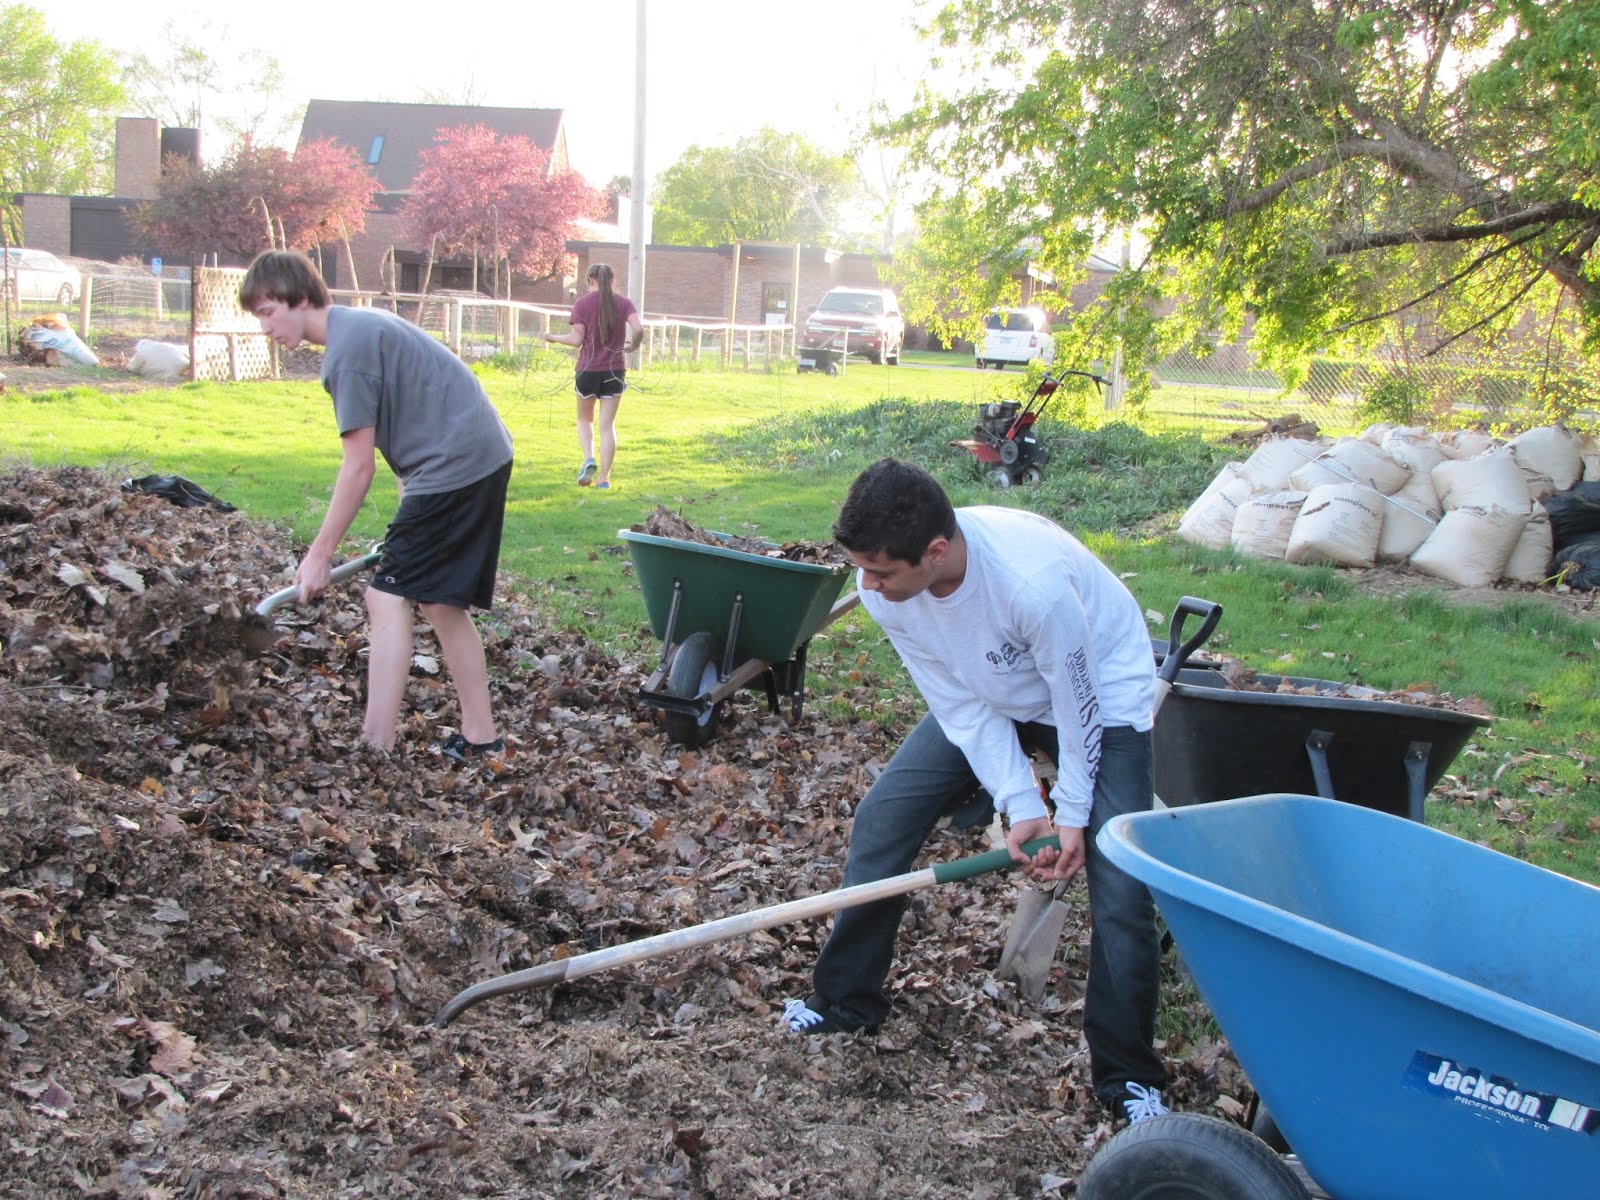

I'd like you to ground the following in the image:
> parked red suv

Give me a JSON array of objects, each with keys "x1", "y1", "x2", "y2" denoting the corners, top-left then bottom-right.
[{"x1": 800, "y1": 286, "x2": 904, "y2": 366}]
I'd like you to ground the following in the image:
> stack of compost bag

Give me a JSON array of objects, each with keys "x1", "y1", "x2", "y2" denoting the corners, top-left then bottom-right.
[{"x1": 1178, "y1": 424, "x2": 1600, "y2": 588}]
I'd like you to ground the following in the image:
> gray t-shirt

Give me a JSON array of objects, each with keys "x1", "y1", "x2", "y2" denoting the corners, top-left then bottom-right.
[{"x1": 322, "y1": 306, "x2": 513, "y2": 494}]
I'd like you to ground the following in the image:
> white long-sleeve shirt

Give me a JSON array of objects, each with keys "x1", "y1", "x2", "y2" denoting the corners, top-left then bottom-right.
[{"x1": 859, "y1": 507, "x2": 1156, "y2": 828}]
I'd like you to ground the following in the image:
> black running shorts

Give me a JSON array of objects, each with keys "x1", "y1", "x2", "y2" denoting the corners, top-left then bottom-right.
[
  {"x1": 370, "y1": 460, "x2": 512, "y2": 610},
  {"x1": 575, "y1": 369, "x2": 627, "y2": 398}
]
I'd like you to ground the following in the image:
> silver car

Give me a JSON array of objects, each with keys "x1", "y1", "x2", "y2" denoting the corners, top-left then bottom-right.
[{"x1": 4, "y1": 248, "x2": 82, "y2": 306}]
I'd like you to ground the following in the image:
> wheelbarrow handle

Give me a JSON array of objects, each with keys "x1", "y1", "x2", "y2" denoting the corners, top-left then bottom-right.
[
  {"x1": 1159, "y1": 596, "x2": 1223, "y2": 686},
  {"x1": 253, "y1": 548, "x2": 384, "y2": 617}
]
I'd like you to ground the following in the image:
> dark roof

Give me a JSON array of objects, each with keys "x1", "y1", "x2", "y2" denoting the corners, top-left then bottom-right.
[{"x1": 298, "y1": 99, "x2": 565, "y2": 192}]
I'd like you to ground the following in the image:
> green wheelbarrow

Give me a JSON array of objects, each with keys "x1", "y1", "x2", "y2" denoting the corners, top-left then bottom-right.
[{"x1": 618, "y1": 527, "x2": 858, "y2": 746}]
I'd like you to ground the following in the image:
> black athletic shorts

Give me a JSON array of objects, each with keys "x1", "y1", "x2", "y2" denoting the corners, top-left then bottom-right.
[
  {"x1": 371, "y1": 460, "x2": 512, "y2": 610},
  {"x1": 575, "y1": 369, "x2": 627, "y2": 398}
]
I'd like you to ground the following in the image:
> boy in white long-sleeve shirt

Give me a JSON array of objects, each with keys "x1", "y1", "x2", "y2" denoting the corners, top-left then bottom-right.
[{"x1": 782, "y1": 458, "x2": 1169, "y2": 1125}]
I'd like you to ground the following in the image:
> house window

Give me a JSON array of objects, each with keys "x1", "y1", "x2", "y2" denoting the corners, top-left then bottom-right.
[{"x1": 367, "y1": 136, "x2": 385, "y2": 165}]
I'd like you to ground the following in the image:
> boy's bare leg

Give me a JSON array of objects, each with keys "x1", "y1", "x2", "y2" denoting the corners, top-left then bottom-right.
[
  {"x1": 363, "y1": 587, "x2": 415, "y2": 751},
  {"x1": 422, "y1": 602, "x2": 497, "y2": 744},
  {"x1": 595, "y1": 394, "x2": 622, "y2": 484}
]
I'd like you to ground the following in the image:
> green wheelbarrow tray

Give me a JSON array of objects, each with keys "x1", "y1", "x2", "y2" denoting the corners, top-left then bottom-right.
[{"x1": 619, "y1": 527, "x2": 859, "y2": 745}]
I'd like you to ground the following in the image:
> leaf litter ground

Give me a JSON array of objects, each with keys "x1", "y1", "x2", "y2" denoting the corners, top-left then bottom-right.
[{"x1": 0, "y1": 466, "x2": 1252, "y2": 1199}]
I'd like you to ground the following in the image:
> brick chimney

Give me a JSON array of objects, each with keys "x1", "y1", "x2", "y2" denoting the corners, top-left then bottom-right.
[{"x1": 115, "y1": 117, "x2": 161, "y2": 199}]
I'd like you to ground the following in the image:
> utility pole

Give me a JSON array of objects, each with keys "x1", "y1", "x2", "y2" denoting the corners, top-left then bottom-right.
[{"x1": 628, "y1": 0, "x2": 648, "y2": 327}]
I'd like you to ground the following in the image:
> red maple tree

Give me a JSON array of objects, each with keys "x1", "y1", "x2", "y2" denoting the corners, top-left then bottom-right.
[
  {"x1": 132, "y1": 138, "x2": 380, "y2": 263},
  {"x1": 401, "y1": 124, "x2": 598, "y2": 296}
]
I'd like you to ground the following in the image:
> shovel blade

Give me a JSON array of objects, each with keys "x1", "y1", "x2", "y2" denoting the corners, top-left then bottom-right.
[{"x1": 996, "y1": 882, "x2": 1072, "y2": 1003}]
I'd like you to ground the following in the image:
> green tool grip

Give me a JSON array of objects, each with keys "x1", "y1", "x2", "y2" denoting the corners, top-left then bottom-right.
[{"x1": 931, "y1": 835, "x2": 1061, "y2": 883}]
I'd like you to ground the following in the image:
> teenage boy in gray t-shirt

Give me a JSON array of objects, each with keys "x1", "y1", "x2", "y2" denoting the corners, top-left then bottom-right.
[{"x1": 240, "y1": 251, "x2": 514, "y2": 762}]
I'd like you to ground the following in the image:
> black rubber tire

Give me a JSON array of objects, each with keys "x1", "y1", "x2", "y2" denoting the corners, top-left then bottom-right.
[
  {"x1": 56, "y1": 283, "x2": 75, "y2": 305},
  {"x1": 989, "y1": 468, "x2": 1014, "y2": 488},
  {"x1": 1078, "y1": 1113, "x2": 1312, "y2": 1200},
  {"x1": 975, "y1": 358, "x2": 986, "y2": 370},
  {"x1": 1249, "y1": 1104, "x2": 1292, "y2": 1155},
  {"x1": 663, "y1": 631, "x2": 723, "y2": 746},
  {"x1": 1022, "y1": 466, "x2": 1044, "y2": 484},
  {"x1": 823, "y1": 361, "x2": 838, "y2": 377}
]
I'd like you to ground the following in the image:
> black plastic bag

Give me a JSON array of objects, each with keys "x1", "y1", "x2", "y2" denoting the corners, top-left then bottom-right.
[
  {"x1": 1542, "y1": 481, "x2": 1600, "y2": 549},
  {"x1": 1549, "y1": 531, "x2": 1600, "y2": 591},
  {"x1": 121, "y1": 474, "x2": 237, "y2": 512}
]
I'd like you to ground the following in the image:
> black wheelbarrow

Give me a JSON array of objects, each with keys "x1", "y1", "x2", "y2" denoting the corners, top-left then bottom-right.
[
  {"x1": 619, "y1": 527, "x2": 858, "y2": 746},
  {"x1": 1152, "y1": 670, "x2": 1492, "y2": 823}
]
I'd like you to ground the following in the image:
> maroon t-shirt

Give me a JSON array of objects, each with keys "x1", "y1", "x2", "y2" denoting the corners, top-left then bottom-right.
[{"x1": 571, "y1": 290, "x2": 638, "y2": 372}]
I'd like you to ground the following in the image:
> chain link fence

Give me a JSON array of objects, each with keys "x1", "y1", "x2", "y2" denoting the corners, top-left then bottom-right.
[{"x1": 1140, "y1": 342, "x2": 1600, "y2": 438}]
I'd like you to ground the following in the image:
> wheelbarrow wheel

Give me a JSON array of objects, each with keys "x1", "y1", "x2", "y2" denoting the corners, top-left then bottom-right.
[
  {"x1": 1078, "y1": 1113, "x2": 1311, "y2": 1200},
  {"x1": 664, "y1": 631, "x2": 724, "y2": 747}
]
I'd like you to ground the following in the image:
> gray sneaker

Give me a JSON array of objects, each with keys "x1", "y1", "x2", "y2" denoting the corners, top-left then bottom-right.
[{"x1": 577, "y1": 459, "x2": 597, "y2": 486}]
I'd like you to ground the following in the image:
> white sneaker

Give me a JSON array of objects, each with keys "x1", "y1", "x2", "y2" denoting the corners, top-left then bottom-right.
[
  {"x1": 781, "y1": 998, "x2": 829, "y2": 1033},
  {"x1": 1121, "y1": 1082, "x2": 1169, "y2": 1124}
]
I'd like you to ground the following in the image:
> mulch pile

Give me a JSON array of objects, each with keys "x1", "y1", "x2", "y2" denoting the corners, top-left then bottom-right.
[
  {"x1": 637, "y1": 507, "x2": 851, "y2": 566},
  {"x1": 1214, "y1": 660, "x2": 1493, "y2": 716},
  {"x1": 0, "y1": 467, "x2": 1249, "y2": 1199}
]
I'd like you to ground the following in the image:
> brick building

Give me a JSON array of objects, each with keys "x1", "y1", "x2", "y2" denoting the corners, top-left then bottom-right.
[
  {"x1": 570, "y1": 240, "x2": 886, "y2": 326},
  {"x1": 17, "y1": 118, "x2": 198, "y2": 264}
]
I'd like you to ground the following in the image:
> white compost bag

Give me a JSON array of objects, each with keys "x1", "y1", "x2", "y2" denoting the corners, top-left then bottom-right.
[
  {"x1": 1177, "y1": 464, "x2": 1252, "y2": 550},
  {"x1": 1502, "y1": 505, "x2": 1555, "y2": 585},
  {"x1": 1289, "y1": 437, "x2": 1411, "y2": 495},
  {"x1": 1376, "y1": 470, "x2": 1442, "y2": 563},
  {"x1": 1580, "y1": 431, "x2": 1600, "y2": 482},
  {"x1": 1380, "y1": 427, "x2": 1448, "y2": 477},
  {"x1": 1507, "y1": 425, "x2": 1583, "y2": 498},
  {"x1": 1231, "y1": 490, "x2": 1307, "y2": 559},
  {"x1": 1431, "y1": 448, "x2": 1530, "y2": 512},
  {"x1": 1409, "y1": 505, "x2": 1529, "y2": 587},
  {"x1": 1285, "y1": 482, "x2": 1385, "y2": 568},
  {"x1": 1238, "y1": 437, "x2": 1324, "y2": 491},
  {"x1": 126, "y1": 339, "x2": 191, "y2": 380},
  {"x1": 1438, "y1": 429, "x2": 1500, "y2": 460}
]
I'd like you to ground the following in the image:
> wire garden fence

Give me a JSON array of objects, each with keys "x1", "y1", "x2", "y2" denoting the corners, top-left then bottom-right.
[
  {"x1": 15, "y1": 263, "x2": 1593, "y2": 438},
  {"x1": 1142, "y1": 343, "x2": 1599, "y2": 439}
]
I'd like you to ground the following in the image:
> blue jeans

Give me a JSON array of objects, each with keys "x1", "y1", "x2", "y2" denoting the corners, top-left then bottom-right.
[{"x1": 810, "y1": 714, "x2": 1164, "y2": 1102}]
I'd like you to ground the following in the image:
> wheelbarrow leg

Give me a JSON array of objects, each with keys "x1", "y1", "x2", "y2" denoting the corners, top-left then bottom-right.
[
  {"x1": 1404, "y1": 740, "x2": 1432, "y2": 824},
  {"x1": 1304, "y1": 730, "x2": 1336, "y2": 800}
]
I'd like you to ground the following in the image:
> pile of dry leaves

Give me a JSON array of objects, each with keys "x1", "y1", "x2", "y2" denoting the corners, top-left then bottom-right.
[{"x1": 0, "y1": 467, "x2": 1249, "y2": 1199}]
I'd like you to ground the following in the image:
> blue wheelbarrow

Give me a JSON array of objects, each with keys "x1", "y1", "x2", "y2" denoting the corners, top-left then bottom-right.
[{"x1": 1081, "y1": 794, "x2": 1600, "y2": 1199}]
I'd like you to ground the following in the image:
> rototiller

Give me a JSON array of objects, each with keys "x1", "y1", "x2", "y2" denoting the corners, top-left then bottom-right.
[{"x1": 952, "y1": 368, "x2": 1107, "y2": 487}]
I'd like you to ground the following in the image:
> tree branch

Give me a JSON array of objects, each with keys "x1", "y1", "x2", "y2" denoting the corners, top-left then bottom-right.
[
  {"x1": 1324, "y1": 201, "x2": 1592, "y2": 255},
  {"x1": 1330, "y1": 226, "x2": 1547, "y2": 333}
]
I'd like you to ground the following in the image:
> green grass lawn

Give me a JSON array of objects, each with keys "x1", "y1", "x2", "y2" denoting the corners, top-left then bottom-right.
[{"x1": 4, "y1": 359, "x2": 1597, "y2": 882}]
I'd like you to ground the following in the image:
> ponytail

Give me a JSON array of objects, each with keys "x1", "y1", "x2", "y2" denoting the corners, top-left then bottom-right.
[{"x1": 589, "y1": 264, "x2": 619, "y2": 347}]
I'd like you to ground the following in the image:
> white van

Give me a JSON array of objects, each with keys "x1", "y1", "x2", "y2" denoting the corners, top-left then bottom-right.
[{"x1": 976, "y1": 307, "x2": 1053, "y2": 370}]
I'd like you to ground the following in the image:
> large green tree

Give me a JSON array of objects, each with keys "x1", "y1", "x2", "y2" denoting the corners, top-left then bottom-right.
[
  {"x1": 124, "y1": 21, "x2": 304, "y2": 150},
  {"x1": 0, "y1": 4, "x2": 124, "y2": 242},
  {"x1": 886, "y1": 0, "x2": 1600, "y2": 380},
  {"x1": 650, "y1": 128, "x2": 859, "y2": 246}
]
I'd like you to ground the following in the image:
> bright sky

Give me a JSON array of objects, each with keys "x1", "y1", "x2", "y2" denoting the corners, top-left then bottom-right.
[{"x1": 42, "y1": 0, "x2": 937, "y2": 187}]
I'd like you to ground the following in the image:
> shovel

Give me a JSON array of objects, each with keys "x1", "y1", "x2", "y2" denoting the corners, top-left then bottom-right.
[
  {"x1": 433, "y1": 832, "x2": 1064, "y2": 1028},
  {"x1": 995, "y1": 595, "x2": 1223, "y2": 1001},
  {"x1": 253, "y1": 547, "x2": 384, "y2": 618}
]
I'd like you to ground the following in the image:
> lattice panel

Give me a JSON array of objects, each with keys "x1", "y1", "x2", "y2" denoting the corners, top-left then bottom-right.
[
  {"x1": 192, "y1": 332, "x2": 274, "y2": 383},
  {"x1": 192, "y1": 266, "x2": 275, "y2": 382}
]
